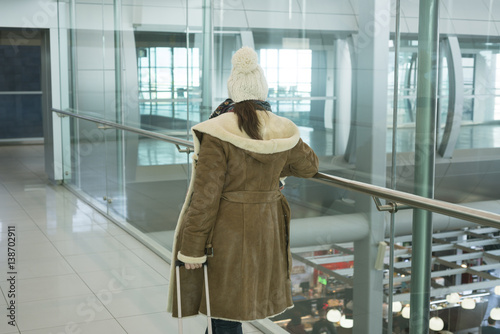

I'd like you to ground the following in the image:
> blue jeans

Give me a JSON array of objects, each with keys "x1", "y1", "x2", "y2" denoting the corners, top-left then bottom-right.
[{"x1": 205, "y1": 319, "x2": 242, "y2": 334}]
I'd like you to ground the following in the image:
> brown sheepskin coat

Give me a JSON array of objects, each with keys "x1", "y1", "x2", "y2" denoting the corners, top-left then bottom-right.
[{"x1": 166, "y1": 110, "x2": 319, "y2": 321}]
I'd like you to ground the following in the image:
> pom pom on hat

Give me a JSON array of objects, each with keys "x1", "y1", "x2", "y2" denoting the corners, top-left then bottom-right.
[
  {"x1": 231, "y1": 46, "x2": 259, "y2": 73},
  {"x1": 227, "y1": 46, "x2": 268, "y2": 103}
]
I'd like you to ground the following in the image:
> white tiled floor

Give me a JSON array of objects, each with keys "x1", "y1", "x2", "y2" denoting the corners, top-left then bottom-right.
[{"x1": 0, "y1": 145, "x2": 262, "y2": 334}]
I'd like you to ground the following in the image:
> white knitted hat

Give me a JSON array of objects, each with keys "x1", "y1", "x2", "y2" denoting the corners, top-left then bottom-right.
[{"x1": 227, "y1": 46, "x2": 268, "y2": 103}]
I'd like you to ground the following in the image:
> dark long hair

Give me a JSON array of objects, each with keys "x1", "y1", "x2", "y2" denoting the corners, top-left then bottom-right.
[{"x1": 232, "y1": 100, "x2": 262, "y2": 140}]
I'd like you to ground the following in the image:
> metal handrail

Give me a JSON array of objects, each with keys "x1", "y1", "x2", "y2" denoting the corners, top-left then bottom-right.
[
  {"x1": 52, "y1": 108, "x2": 500, "y2": 229},
  {"x1": 314, "y1": 172, "x2": 500, "y2": 228},
  {"x1": 0, "y1": 91, "x2": 43, "y2": 95},
  {"x1": 52, "y1": 108, "x2": 194, "y2": 149}
]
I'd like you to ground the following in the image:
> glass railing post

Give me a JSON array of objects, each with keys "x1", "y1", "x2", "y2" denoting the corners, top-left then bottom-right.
[
  {"x1": 410, "y1": 0, "x2": 439, "y2": 333},
  {"x1": 114, "y1": 0, "x2": 123, "y2": 124},
  {"x1": 113, "y1": 0, "x2": 125, "y2": 210},
  {"x1": 388, "y1": 0, "x2": 402, "y2": 332}
]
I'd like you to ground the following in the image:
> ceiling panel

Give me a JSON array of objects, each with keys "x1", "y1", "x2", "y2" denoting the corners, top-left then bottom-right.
[
  {"x1": 442, "y1": 0, "x2": 491, "y2": 21},
  {"x1": 245, "y1": 10, "x2": 305, "y2": 30},
  {"x1": 125, "y1": 0, "x2": 184, "y2": 7},
  {"x1": 214, "y1": 0, "x2": 245, "y2": 10},
  {"x1": 214, "y1": 9, "x2": 248, "y2": 28},
  {"x1": 305, "y1": 13, "x2": 357, "y2": 32},
  {"x1": 187, "y1": 8, "x2": 203, "y2": 27},
  {"x1": 132, "y1": 6, "x2": 187, "y2": 28},
  {"x1": 452, "y1": 19, "x2": 499, "y2": 37},
  {"x1": 301, "y1": 0, "x2": 355, "y2": 15},
  {"x1": 180, "y1": 0, "x2": 203, "y2": 8},
  {"x1": 484, "y1": 0, "x2": 500, "y2": 21},
  {"x1": 400, "y1": 1, "x2": 419, "y2": 19},
  {"x1": 439, "y1": 19, "x2": 456, "y2": 35},
  {"x1": 242, "y1": 0, "x2": 302, "y2": 13}
]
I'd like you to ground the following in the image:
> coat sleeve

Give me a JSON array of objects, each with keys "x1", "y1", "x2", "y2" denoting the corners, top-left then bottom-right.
[
  {"x1": 178, "y1": 133, "x2": 227, "y2": 263},
  {"x1": 280, "y1": 138, "x2": 319, "y2": 178}
]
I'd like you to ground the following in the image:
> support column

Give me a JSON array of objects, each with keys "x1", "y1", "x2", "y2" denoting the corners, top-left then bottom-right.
[
  {"x1": 351, "y1": 0, "x2": 390, "y2": 333},
  {"x1": 410, "y1": 0, "x2": 439, "y2": 333},
  {"x1": 200, "y1": 0, "x2": 213, "y2": 121}
]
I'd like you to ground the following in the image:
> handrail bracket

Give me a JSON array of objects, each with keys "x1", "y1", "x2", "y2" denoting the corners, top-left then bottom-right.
[
  {"x1": 373, "y1": 196, "x2": 410, "y2": 213},
  {"x1": 176, "y1": 144, "x2": 193, "y2": 154}
]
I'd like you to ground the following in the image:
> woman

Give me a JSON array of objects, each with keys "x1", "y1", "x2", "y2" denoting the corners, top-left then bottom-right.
[{"x1": 167, "y1": 46, "x2": 319, "y2": 333}]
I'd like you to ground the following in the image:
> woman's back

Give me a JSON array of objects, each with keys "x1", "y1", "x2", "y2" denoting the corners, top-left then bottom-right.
[{"x1": 167, "y1": 46, "x2": 319, "y2": 324}]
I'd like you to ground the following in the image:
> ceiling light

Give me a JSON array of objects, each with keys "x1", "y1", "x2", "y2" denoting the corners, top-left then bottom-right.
[
  {"x1": 327, "y1": 309, "x2": 342, "y2": 323},
  {"x1": 393, "y1": 301, "x2": 403, "y2": 313},
  {"x1": 402, "y1": 305, "x2": 410, "y2": 319},
  {"x1": 491, "y1": 307, "x2": 500, "y2": 320},
  {"x1": 340, "y1": 315, "x2": 353, "y2": 328},
  {"x1": 461, "y1": 298, "x2": 476, "y2": 310},
  {"x1": 429, "y1": 317, "x2": 444, "y2": 331},
  {"x1": 446, "y1": 292, "x2": 460, "y2": 304}
]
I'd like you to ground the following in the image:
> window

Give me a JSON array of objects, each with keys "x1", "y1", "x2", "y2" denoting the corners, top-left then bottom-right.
[
  {"x1": 462, "y1": 54, "x2": 475, "y2": 121},
  {"x1": 259, "y1": 49, "x2": 312, "y2": 115},
  {"x1": 137, "y1": 46, "x2": 200, "y2": 120}
]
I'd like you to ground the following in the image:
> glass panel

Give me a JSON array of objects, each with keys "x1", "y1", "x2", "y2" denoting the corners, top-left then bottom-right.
[
  {"x1": 454, "y1": 42, "x2": 500, "y2": 150},
  {"x1": 135, "y1": 33, "x2": 202, "y2": 134},
  {"x1": 260, "y1": 48, "x2": 313, "y2": 125},
  {"x1": 55, "y1": 1, "x2": 500, "y2": 333},
  {"x1": 103, "y1": 128, "x2": 124, "y2": 220},
  {"x1": 57, "y1": 0, "x2": 193, "y2": 252},
  {"x1": 388, "y1": 47, "x2": 416, "y2": 153},
  {"x1": 63, "y1": 117, "x2": 108, "y2": 213},
  {"x1": 384, "y1": 2, "x2": 500, "y2": 334},
  {"x1": 106, "y1": 129, "x2": 190, "y2": 251},
  {"x1": 131, "y1": 141, "x2": 189, "y2": 250}
]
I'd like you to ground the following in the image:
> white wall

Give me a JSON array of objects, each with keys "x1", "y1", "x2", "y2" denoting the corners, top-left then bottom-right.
[{"x1": 0, "y1": 0, "x2": 58, "y2": 29}]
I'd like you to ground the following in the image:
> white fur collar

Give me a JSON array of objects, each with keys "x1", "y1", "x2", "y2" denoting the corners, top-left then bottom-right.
[{"x1": 191, "y1": 111, "x2": 300, "y2": 154}]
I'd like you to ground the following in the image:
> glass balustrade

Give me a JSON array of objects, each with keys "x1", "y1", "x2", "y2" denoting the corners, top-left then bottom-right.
[{"x1": 54, "y1": 0, "x2": 500, "y2": 333}]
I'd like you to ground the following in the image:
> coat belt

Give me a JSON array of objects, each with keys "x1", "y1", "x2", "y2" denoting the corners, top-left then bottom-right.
[
  {"x1": 221, "y1": 190, "x2": 282, "y2": 204},
  {"x1": 205, "y1": 190, "x2": 283, "y2": 257}
]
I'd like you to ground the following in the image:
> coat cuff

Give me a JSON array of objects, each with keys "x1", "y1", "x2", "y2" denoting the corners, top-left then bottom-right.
[{"x1": 177, "y1": 251, "x2": 207, "y2": 264}]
